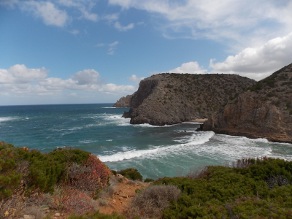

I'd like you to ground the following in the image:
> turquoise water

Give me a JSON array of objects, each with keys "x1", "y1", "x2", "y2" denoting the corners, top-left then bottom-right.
[{"x1": 0, "y1": 104, "x2": 291, "y2": 179}]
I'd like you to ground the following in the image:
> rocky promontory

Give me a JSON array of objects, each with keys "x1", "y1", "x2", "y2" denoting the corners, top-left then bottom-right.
[
  {"x1": 203, "y1": 64, "x2": 292, "y2": 143},
  {"x1": 123, "y1": 73, "x2": 256, "y2": 125},
  {"x1": 113, "y1": 94, "x2": 132, "y2": 107}
]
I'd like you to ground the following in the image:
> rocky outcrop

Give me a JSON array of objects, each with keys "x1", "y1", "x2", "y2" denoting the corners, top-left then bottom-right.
[
  {"x1": 203, "y1": 64, "x2": 292, "y2": 143},
  {"x1": 113, "y1": 95, "x2": 132, "y2": 107},
  {"x1": 124, "y1": 73, "x2": 256, "y2": 125}
]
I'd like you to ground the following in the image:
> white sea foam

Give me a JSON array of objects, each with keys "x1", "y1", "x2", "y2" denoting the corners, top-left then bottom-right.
[
  {"x1": 201, "y1": 134, "x2": 274, "y2": 161},
  {"x1": 0, "y1": 117, "x2": 18, "y2": 123},
  {"x1": 99, "y1": 148, "x2": 160, "y2": 162},
  {"x1": 101, "y1": 107, "x2": 117, "y2": 109},
  {"x1": 216, "y1": 134, "x2": 270, "y2": 144},
  {"x1": 79, "y1": 139, "x2": 96, "y2": 144},
  {"x1": 102, "y1": 114, "x2": 131, "y2": 126},
  {"x1": 99, "y1": 131, "x2": 215, "y2": 162},
  {"x1": 134, "y1": 123, "x2": 177, "y2": 128},
  {"x1": 99, "y1": 130, "x2": 292, "y2": 164}
]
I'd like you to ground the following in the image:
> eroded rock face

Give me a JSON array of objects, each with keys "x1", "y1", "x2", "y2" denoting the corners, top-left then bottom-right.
[
  {"x1": 124, "y1": 73, "x2": 256, "y2": 126},
  {"x1": 203, "y1": 64, "x2": 292, "y2": 143}
]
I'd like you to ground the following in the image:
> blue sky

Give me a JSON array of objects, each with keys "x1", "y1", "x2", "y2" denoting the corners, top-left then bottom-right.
[{"x1": 1, "y1": 0, "x2": 292, "y2": 105}]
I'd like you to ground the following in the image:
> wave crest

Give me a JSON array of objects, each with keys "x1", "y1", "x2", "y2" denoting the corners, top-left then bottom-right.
[{"x1": 99, "y1": 131, "x2": 215, "y2": 162}]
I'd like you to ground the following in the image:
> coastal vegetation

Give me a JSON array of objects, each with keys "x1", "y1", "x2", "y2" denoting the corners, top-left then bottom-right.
[
  {"x1": 0, "y1": 142, "x2": 111, "y2": 218},
  {"x1": 1, "y1": 141, "x2": 292, "y2": 218},
  {"x1": 155, "y1": 157, "x2": 292, "y2": 218}
]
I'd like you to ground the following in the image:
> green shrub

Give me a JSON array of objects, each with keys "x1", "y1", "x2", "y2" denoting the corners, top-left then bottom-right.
[
  {"x1": 117, "y1": 168, "x2": 143, "y2": 181},
  {"x1": 0, "y1": 142, "x2": 22, "y2": 198},
  {"x1": 156, "y1": 158, "x2": 292, "y2": 218},
  {"x1": 144, "y1": 178, "x2": 154, "y2": 182},
  {"x1": 0, "y1": 143, "x2": 91, "y2": 196}
]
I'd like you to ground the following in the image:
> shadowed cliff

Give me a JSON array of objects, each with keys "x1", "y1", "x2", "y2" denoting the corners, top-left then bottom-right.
[{"x1": 203, "y1": 63, "x2": 292, "y2": 143}]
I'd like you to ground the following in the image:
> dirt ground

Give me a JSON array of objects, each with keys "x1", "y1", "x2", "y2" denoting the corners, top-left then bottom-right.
[{"x1": 98, "y1": 175, "x2": 150, "y2": 215}]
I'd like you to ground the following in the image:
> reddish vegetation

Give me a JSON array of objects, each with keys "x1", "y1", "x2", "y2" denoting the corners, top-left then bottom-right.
[
  {"x1": 51, "y1": 187, "x2": 97, "y2": 215},
  {"x1": 67, "y1": 155, "x2": 111, "y2": 193}
]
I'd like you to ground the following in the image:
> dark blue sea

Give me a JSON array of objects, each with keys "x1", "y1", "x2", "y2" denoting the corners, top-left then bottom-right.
[{"x1": 0, "y1": 104, "x2": 291, "y2": 179}]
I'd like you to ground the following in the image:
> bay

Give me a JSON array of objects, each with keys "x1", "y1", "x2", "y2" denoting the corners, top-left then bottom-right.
[{"x1": 0, "y1": 103, "x2": 291, "y2": 179}]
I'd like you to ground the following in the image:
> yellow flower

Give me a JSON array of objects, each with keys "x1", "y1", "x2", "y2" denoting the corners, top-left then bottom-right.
[{"x1": 4, "y1": 210, "x2": 9, "y2": 217}]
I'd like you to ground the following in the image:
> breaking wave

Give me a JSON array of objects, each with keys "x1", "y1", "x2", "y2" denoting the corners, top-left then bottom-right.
[
  {"x1": 99, "y1": 131, "x2": 215, "y2": 162},
  {"x1": 0, "y1": 117, "x2": 18, "y2": 123}
]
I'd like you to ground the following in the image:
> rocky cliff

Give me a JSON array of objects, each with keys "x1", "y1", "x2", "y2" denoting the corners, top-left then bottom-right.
[
  {"x1": 113, "y1": 95, "x2": 132, "y2": 107},
  {"x1": 203, "y1": 64, "x2": 292, "y2": 143},
  {"x1": 124, "y1": 73, "x2": 256, "y2": 125}
]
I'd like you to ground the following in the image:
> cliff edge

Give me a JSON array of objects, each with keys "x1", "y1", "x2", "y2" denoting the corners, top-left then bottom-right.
[
  {"x1": 124, "y1": 73, "x2": 255, "y2": 125},
  {"x1": 203, "y1": 64, "x2": 292, "y2": 143}
]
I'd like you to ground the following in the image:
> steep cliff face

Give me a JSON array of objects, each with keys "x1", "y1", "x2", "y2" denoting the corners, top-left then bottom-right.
[
  {"x1": 113, "y1": 95, "x2": 132, "y2": 107},
  {"x1": 203, "y1": 64, "x2": 292, "y2": 143},
  {"x1": 124, "y1": 73, "x2": 256, "y2": 125}
]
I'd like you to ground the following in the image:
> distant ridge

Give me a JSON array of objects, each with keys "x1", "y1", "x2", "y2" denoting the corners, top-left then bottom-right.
[{"x1": 113, "y1": 95, "x2": 132, "y2": 107}]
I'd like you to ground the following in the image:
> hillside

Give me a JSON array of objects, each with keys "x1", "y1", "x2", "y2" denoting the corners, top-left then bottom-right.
[
  {"x1": 123, "y1": 73, "x2": 255, "y2": 125},
  {"x1": 1, "y1": 142, "x2": 292, "y2": 218},
  {"x1": 203, "y1": 63, "x2": 292, "y2": 143}
]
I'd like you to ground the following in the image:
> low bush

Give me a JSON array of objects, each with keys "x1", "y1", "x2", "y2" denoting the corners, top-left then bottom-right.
[
  {"x1": 127, "y1": 185, "x2": 181, "y2": 219},
  {"x1": 155, "y1": 158, "x2": 292, "y2": 218},
  {"x1": 0, "y1": 142, "x2": 110, "y2": 197},
  {"x1": 67, "y1": 155, "x2": 111, "y2": 196},
  {"x1": 117, "y1": 168, "x2": 143, "y2": 181}
]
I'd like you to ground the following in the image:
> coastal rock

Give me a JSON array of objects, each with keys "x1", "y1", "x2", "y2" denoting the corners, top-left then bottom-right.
[
  {"x1": 113, "y1": 95, "x2": 132, "y2": 107},
  {"x1": 124, "y1": 73, "x2": 256, "y2": 125},
  {"x1": 203, "y1": 63, "x2": 292, "y2": 143}
]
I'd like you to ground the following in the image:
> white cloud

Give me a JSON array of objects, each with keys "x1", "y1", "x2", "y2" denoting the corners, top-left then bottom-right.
[
  {"x1": 169, "y1": 61, "x2": 207, "y2": 74},
  {"x1": 129, "y1": 74, "x2": 144, "y2": 83},
  {"x1": 108, "y1": 0, "x2": 292, "y2": 47},
  {"x1": 210, "y1": 32, "x2": 292, "y2": 80},
  {"x1": 0, "y1": 64, "x2": 135, "y2": 98},
  {"x1": 114, "y1": 21, "x2": 135, "y2": 31},
  {"x1": 103, "y1": 13, "x2": 119, "y2": 22},
  {"x1": 72, "y1": 69, "x2": 100, "y2": 85},
  {"x1": 101, "y1": 83, "x2": 135, "y2": 93},
  {"x1": 0, "y1": 0, "x2": 19, "y2": 8},
  {"x1": 2, "y1": 0, "x2": 98, "y2": 27},
  {"x1": 0, "y1": 64, "x2": 47, "y2": 84},
  {"x1": 108, "y1": 41, "x2": 119, "y2": 55},
  {"x1": 95, "y1": 41, "x2": 120, "y2": 55},
  {"x1": 69, "y1": 29, "x2": 80, "y2": 35},
  {"x1": 23, "y1": 1, "x2": 69, "y2": 27}
]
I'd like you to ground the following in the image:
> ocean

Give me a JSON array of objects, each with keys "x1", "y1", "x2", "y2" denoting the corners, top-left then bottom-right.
[{"x1": 0, "y1": 103, "x2": 291, "y2": 179}]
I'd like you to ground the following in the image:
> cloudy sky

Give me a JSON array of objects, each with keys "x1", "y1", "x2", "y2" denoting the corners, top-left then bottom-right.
[{"x1": 1, "y1": 0, "x2": 292, "y2": 105}]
